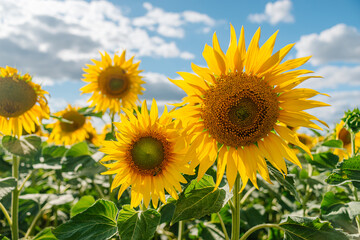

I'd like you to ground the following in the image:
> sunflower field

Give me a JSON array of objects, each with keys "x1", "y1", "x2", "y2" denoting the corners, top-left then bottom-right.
[{"x1": 1, "y1": 25, "x2": 360, "y2": 240}]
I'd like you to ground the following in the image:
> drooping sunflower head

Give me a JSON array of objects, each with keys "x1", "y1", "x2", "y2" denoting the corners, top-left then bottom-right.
[
  {"x1": 334, "y1": 121, "x2": 360, "y2": 161},
  {"x1": 81, "y1": 51, "x2": 145, "y2": 114},
  {"x1": 86, "y1": 125, "x2": 104, "y2": 147},
  {"x1": 47, "y1": 105, "x2": 93, "y2": 146},
  {"x1": 100, "y1": 99, "x2": 194, "y2": 208},
  {"x1": 0, "y1": 66, "x2": 49, "y2": 137},
  {"x1": 171, "y1": 25, "x2": 330, "y2": 191}
]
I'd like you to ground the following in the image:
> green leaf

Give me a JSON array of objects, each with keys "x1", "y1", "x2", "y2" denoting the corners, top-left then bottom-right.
[
  {"x1": 322, "y1": 140, "x2": 343, "y2": 148},
  {"x1": 268, "y1": 164, "x2": 301, "y2": 203},
  {"x1": 53, "y1": 199, "x2": 118, "y2": 240},
  {"x1": 305, "y1": 152, "x2": 339, "y2": 169},
  {"x1": 33, "y1": 227, "x2": 58, "y2": 240},
  {"x1": 0, "y1": 234, "x2": 10, "y2": 240},
  {"x1": 326, "y1": 156, "x2": 360, "y2": 185},
  {"x1": 0, "y1": 177, "x2": 16, "y2": 200},
  {"x1": 78, "y1": 106, "x2": 103, "y2": 118},
  {"x1": 320, "y1": 191, "x2": 350, "y2": 214},
  {"x1": 159, "y1": 199, "x2": 176, "y2": 224},
  {"x1": 117, "y1": 205, "x2": 161, "y2": 240},
  {"x1": 66, "y1": 142, "x2": 90, "y2": 157},
  {"x1": 71, "y1": 195, "x2": 96, "y2": 218},
  {"x1": 279, "y1": 216, "x2": 349, "y2": 240},
  {"x1": 171, "y1": 175, "x2": 226, "y2": 224},
  {"x1": 2, "y1": 135, "x2": 41, "y2": 157}
]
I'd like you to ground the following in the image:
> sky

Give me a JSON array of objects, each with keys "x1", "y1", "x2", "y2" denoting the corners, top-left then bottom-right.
[{"x1": 0, "y1": 0, "x2": 359, "y2": 132}]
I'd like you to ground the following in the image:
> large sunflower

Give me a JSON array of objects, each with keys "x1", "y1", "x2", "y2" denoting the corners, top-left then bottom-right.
[
  {"x1": 100, "y1": 99, "x2": 193, "y2": 208},
  {"x1": 81, "y1": 51, "x2": 145, "y2": 114},
  {"x1": 47, "y1": 105, "x2": 93, "y2": 145},
  {"x1": 0, "y1": 66, "x2": 49, "y2": 137},
  {"x1": 334, "y1": 121, "x2": 360, "y2": 161},
  {"x1": 170, "y1": 25, "x2": 329, "y2": 191}
]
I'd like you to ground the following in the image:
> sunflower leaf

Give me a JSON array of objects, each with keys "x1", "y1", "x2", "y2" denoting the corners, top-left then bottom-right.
[
  {"x1": 52, "y1": 199, "x2": 118, "y2": 240},
  {"x1": 2, "y1": 135, "x2": 41, "y2": 157},
  {"x1": 117, "y1": 205, "x2": 161, "y2": 240},
  {"x1": 305, "y1": 152, "x2": 339, "y2": 169},
  {"x1": 33, "y1": 227, "x2": 57, "y2": 240},
  {"x1": 0, "y1": 177, "x2": 16, "y2": 201},
  {"x1": 78, "y1": 106, "x2": 103, "y2": 118},
  {"x1": 321, "y1": 140, "x2": 343, "y2": 148},
  {"x1": 279, "y1": 216, "x2": 349, "y2": 240},
  {"x1": 171, "y1": 175, "x2": 226, "y2": 224},
  {"x1": 70, "y1": 195, "x2": 96, "y2": 218},
  {"x1": 326, "y1": 156, "x2": 360, "y2": 186},
  {"x1": 0, "y1": 234, "x2": 10, "y2": 240},
  {"x1": 268, "y1": 164, "x2": 301, "y2": 203}
]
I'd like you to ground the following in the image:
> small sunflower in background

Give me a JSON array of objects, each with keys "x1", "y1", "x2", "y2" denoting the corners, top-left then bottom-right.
[
  {"x1": 170, "y1": 25, "x2": 329, "y2": 191},
  {"x1": 47, "y1": 105, "x2": 93, "y2": 146},
  {"x1": 81, "y1": 51, "x2": 145, "y2": 114},
  {"x1": 334, "y1": 121, "x2": 360, "y2": 161},
  {"x1": 100, "y1": 99, "x2": 194, "y2": 208},
  {"x1": 0, "y1": 66, "x2": 49, "y2": 137},
  {"x1": 86, "y1": 125, "x2": 104, "y2": 147}
]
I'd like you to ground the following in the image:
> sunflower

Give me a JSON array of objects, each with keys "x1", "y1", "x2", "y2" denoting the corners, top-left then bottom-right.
[
  {"x1": 47, "y1": 105, "x2": 93, "y2": 145},
  {"x1": 0, "y1": 66, "x2": 49, "y2": 137},
  {"x1": 100, "y1": 99, "x2": 194, "y2": 208},
  {"x1": 334, "y1": 121, "x2": 360, "y2": 161},
  {"x1": 81, "y1": 51, "x2": 145, "y2": 114},
  {"x1": 170, "y1": 25, "x2": 329, "y2": 191},
  {"x1": 86, "y1": 125, "x2": 104, "y2": 147}
]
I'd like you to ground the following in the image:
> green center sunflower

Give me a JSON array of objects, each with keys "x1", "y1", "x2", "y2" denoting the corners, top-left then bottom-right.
[
  {"x1": 202, "y1": 72, "x2": 279, "y2": 147},
  {"x1": 0, "y1": 77, "x2": 37, "y2": 118},
  {"x1": 60, "y1": 110, "x2": 86, "y2": 132},
  {"x1": 128, "y1": 134, "x2": 172, "y2": 176},
  {"x1": 98, "y1": 66, "x2": 130, "y2": 98}
]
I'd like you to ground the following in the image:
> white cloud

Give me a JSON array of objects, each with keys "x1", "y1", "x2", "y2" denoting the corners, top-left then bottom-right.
[
  {"x1": 133, "y1": 2, "x2": 215, "y2": 38},
  {"x1": 248, "y1": 0, "x2": 294, "y2": 25},
  {"x1": 0, "y1": 0, "x2": 213, "y2": 83},
  {"x1": 307, "y1": 91, "x2": 360, "y2": 127},
  {"x1": 300, "y1": 65, "x2": 360, "y2": 90},
  {"x1": 296, "y1": 24, "x2": 360, "y2": 65}
]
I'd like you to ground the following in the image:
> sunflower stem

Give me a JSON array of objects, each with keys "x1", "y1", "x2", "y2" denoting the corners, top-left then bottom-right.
[
  {"x1": 0, "y1": 201, "x2": 12, "y2": 227},
  {"x1": 177, "y1": 221, "x2": 184, "y2": 240},
  {"x1": 11, "y1": 155, "x2": 20, "y2": 240},
  {"x1": 217, "y1": 212, "x2": 230, "y2": 240},
  {"x1": 25, "y1": 206, "x2": 43, "y2": 238},
  {"x1": 239, "y1": 223, "x2": 283, "y2": 240},
  {"x1": 231, "y1": 174, "x2": 241, "y2": 240}
]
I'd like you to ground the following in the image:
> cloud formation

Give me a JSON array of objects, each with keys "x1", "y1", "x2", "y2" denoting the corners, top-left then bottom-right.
[
  {"x1": 300, "y1": 65, "x2": 360, "y2": 90},
  {"x1": 0, "y1": 0, "x2": 215, "y2": 83},
  {"x1": 296, "y1": 24, "x2": 360, "y2": 65},
  {"x1": 248, "y1": 0, "x2": 294, "y2": 25}
]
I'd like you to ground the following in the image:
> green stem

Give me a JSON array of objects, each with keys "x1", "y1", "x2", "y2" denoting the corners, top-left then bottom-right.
[
  {"x1": 0, "y1": 201, "x2": 12, "y2": 227},
  {"x1": 178, "y1": 221, "x2": 184, "y2": 240},
  {"x1": 11, "y1": 155, "x2": 19, "y2": 240},
  {"x1": 217, "y1": 212, "x2": 230, "y2": 240},
  {"x1": 93, "y1": 180, "x2": 105, "y2": 199},
  {"x1": 239, "y1": 223, "x2": 283, "y2": 240},
  {"x1": 18, "y1": 170, "x2": 33, "y2": 192},
  {"x1": 240, "y1": 186, "x2": 255, "y2": 205},
  {"x1": 350, "y1": 131, "x2": 360, "y2": 233},
  {"x1": 24, "y1": 207, "x2": 43, "y2": 238},
  {"x1": 231, "y1": 174, "x2": 241, "y2": 240}
]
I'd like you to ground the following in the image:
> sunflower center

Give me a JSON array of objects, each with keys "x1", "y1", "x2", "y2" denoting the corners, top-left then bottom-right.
[
  {"x1": 338, "y1": 128, "x2": 351, "y2": 146},
  {"x1": 60, "y1": 111, "x2": 86, "y2": 132},
  {"x1": 131, "y1": 137, "x2": 165, "y2": 171},
  {"x1": 202, "y1": 72, "x2": 279, "y2": 147},
  {"x1": 0, "y1": 77, "x2": 37, "y2": 118},
  {"x1": 98, "y1": 67, "x2": 129, "y2": 98}
]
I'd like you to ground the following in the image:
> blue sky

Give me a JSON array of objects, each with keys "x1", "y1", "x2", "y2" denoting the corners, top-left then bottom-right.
[{"x1": 0, "y1": 0, "x2": 359, "y2": 131}]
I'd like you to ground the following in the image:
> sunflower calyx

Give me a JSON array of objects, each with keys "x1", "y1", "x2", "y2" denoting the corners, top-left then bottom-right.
[{"x1": 342, "y1": 108, "x2": 360, "y2": 134}]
